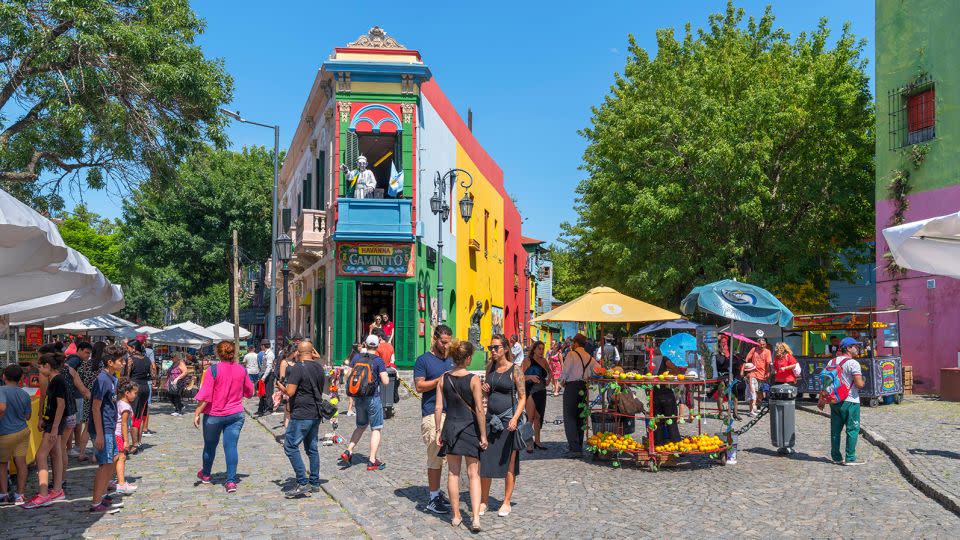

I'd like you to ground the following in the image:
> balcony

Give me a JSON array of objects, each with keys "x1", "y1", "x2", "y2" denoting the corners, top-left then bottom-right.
[
  {"x1": 333, "y1": 198, "x2": 413, "y2": 242},
  {"x1": 290, "y1": 209, "x2": 328, "y2": 272}
]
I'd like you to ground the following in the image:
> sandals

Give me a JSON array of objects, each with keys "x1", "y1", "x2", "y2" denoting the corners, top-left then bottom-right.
[{"x1": 534, "y1": 443, "x2": 547, "y2": 450}]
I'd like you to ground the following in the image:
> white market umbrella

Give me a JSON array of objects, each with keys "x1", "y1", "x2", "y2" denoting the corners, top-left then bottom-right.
[
  {"x1": 164, "y1": 321, "x2": 220, "y2": 341},
  {"x1": 5, "y1": 276, "x2": 118, "y2": 323},
  {"x1": 135, "y1": 325, "x2": 162, "y2": 335},
  {"x1": 45, "y1": 318, "x2": 108, "y2": 333},
  {"x1": 0, "y1": 188, "x2": 68, "y2": 276},
  {"x1": 0, "y1": 247, "x2": 100, "y2": 305},
  {"x1": 205, "y1": 321, "x2": 251, "y2": 340},
  {"x1": 149, "y1": 326, "x2": 212, "y2": 347},
  {"x1": 34, "y1": 294, "x2": 126, "y2": 328},
  {"x1": 883, "y1": 211, "x2": 960, "y2": 279}
]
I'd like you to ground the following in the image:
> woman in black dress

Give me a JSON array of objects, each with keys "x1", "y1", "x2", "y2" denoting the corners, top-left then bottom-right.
[
  {"x1": 521, "y1": 341, "x2": 550, "y2": 452},
  {"x1": 434, "y1": 340, "x2": 488, "y2": 532},
  {"x1": 480, "y1": 334, "x2": 526, "y2": 518},
  {"x1": 653, "y1": 357, "x2": 685, "y2": 446}
]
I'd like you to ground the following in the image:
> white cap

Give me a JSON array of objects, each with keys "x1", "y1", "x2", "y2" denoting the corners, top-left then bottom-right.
[{"x1": 365, "y1": 334, "x2": 380, "y2": 348}]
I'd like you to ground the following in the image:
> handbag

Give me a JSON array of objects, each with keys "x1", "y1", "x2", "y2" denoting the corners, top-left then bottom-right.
[
  {"x1": 792, "y1": 363, "x2": 802, "y2": 377},
  {"x1": 507, "y1": 369, "x2": 535, "y2": 450}
]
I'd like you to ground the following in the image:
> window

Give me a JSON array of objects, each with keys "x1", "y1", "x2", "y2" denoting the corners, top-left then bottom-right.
[
  {"x1": 907, "y1": 88, "x2": 935, "y2": 144},
  {"x1": 888, "y1": 75, "x2": 935, "y2": 150},
  {"x1": 483, "y1": 210, "x2": 490, "y2": 256}
]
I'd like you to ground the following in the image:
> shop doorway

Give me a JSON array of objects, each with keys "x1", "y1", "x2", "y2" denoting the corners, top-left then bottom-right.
[{"x1": 357, "y1": 281, "x2": 395, "y2": 340}]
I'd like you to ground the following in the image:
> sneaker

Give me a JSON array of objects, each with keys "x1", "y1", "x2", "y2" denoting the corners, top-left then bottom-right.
[
  {"x1": 425, "y1": 494, "x2": 450, "y2": 514},
  {"x1": 437, "y1": 490, "x2": 450, "y2": 505},
  {"x1": 89, "y1": 502, "x2": 120, "y2": 514},
  {"x1": 170, "y1": 412, "x2": 181, "y2": 417},
  {"x1": 197, "y1": 470, "x2": 212, "y2": 484},
  {"x1": 366, "y1": 460, "x2": 386, "y2": 471},
  {"x1": 68, "y1": 448, "x2": 81, "y2": 458},
  {"x1": 309, "y1": 484, "x2": 322, "y2": 493},
  {"x1": 225, "y1": 482, "x2": 237, "y2": 493},
  {"x1": 832, "y1": 459, "x2": 845, "y2": 465},
  {"x1": 345, "y1": 410, "x2": 356, "y2": 417},
  {"x1": 22, "y1": 492, "x2": 54, "y2": 509},
  {"x1": 13, "y1": 493, "x2": 25, "y2": 505},
  {"x1": 143, "y1": 430, "x2": 156, "y2": 437},
  {"x1": 844, "y1": 460, "x2": 866, "y2": 466},
  {"x1": 108, "y1": 480, "x2": 118, "y2": 491},
  {"x1": 47, "y1": 489, "x2": 66, "y2": 504},
  {"x1": 339, "y1": 451, "x2": 352, "y2": 465},
  {"x1": 0, "y1": 494, "x2": 9, "y2": 505},
  {"x1": 271, "y1": 411, "x2": 283, "y2": 415},
  {"x1": 283, "y1": 484, "x2": 310, "y2": 498},
  {"x1": 116, "y1": 482, "x2": 138, "y2": 494}
]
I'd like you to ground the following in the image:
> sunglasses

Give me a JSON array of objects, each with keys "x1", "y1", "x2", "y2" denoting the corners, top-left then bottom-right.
[{"x1": 488, "y1": 345, "x2": 503, "y2": 352}]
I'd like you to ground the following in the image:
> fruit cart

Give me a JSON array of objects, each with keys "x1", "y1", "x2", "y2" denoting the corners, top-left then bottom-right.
[
  {"x1": 790, "y1": 311, "x2": 905, "y2": 406},
  {"x1": 585, "y1": 369, "x2": 728, "y2": 471}
]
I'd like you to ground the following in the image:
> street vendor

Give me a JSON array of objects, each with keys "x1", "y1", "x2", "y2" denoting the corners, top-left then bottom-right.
[
  {"x1": 652, "y1": 357, "x2": 684, "y2": 447},
  {"x1": 742, "y1": 338, "x2": 771, "y2": 417}
]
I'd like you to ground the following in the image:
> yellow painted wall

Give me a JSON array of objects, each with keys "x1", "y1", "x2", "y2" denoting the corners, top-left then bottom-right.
[
  {"x1": 455, "y1": 143, "x2": 504, "y2": 346},
  {"x1": 349, "y1": 81, "x2": 403, "y2": 94}
]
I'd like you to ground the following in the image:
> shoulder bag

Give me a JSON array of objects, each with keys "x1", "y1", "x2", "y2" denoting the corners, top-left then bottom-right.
[{"x1": 510, "y1": 368, "x2": 535, "y2": 450}]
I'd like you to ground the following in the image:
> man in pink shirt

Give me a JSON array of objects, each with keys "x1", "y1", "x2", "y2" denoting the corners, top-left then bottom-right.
[
  {"x1": 193, "y1": 342, "x2": 254, "y2": 493},
  {"x1": 742, "y1": 337, "x2": 772, "y2": 417}
]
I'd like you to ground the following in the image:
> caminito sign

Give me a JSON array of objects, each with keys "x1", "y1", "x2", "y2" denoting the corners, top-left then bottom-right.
[{"x1": 337, "y1": 242, "x2": 414, "y2": 277}]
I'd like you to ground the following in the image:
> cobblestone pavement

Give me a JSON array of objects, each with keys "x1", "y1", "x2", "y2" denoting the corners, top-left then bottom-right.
[
  {"x1": 800, "y1": 394, "x2": 960, "y2": 514},
  {"x1": 250, "y1": 381, "x2": 960, "y2": 540},
  {"x1": 1, "y1": 402, "x2": 367, "y2": 539}
]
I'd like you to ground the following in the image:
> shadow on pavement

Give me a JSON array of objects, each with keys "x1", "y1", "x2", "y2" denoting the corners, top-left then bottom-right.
[
  {"x1": 743, "y1": 446, "x2": 835, "y2": 464},
  {"x1": 908, "y1": 448, "x2": 960, "y2": 460}
]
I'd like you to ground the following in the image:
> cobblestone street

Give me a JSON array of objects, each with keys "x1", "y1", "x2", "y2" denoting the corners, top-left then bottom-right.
[{"x1": 251, "y1": 382, "x2": 959, "y2": 539}]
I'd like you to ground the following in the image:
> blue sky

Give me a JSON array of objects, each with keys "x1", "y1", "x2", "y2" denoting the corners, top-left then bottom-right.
[{"x1": 71, "y1": 0, "x2": 875, "y2": 243}]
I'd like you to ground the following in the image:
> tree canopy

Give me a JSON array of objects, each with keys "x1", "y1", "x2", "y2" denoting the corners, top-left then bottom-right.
[
  {"x1": 562, "y1": 3, "x2": 874, "y2": 312},
  {"x1": 123, "y1": 145, "x2": 274, "y2": 324},
  {"x1": 0, "y1": 0, "x2": 232, "y2": 211}
]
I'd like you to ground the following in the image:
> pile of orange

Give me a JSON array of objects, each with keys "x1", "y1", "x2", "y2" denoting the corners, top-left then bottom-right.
[
  {"x1": 587, "y1": 432, "x2": 643, "y2": 453},
  {"x1": 655, "y1": 434, "x2": 724, "y2": 454}
]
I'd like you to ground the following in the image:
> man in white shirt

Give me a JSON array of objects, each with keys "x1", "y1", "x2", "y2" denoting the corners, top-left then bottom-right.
[
  {"x1": 597, "y1": 334, "x2": 621, "y2": 366},
  {"x1": 560, "y1": 334, "x2": 595, "y2": 458},
  {"x1": 826, "y1": 337, "x2": 865, "y2": 466},
  {"x1": 510, "y1": 335, "x2": 524, "y2": 366},
  {"x1": 243, "y1": 346, "x2": 260, "y2": 383},
  {"x1": 256, "y1": 340, "x2": 276, "y2": 416}
]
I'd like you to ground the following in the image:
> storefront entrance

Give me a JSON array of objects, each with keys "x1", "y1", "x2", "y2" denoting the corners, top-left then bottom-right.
[{"x1": 357, "y1": 281, "x2": 395, "y2": 341}]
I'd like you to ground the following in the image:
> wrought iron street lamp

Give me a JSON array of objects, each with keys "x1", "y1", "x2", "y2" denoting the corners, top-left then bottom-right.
[
  {"x1": 275, "y1": 232, "x2": 293, "y2": 347},
  {"x1": 431, "y1": 169, "x2": 474, "y2": 324},
  {"x1": 220, "y1": 108, "x2": 280, "y2": 350}
]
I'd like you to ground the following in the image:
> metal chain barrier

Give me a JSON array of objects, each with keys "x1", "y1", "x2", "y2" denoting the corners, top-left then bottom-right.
[{"x1": 734, "y1": 403, "x2": 769, "y2": 436}]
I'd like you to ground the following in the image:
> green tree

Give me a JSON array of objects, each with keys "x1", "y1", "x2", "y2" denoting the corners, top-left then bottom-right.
[
  {"x1": 565, "y1": 3, "x2": 874, "y2": 311},
  {"x1": 56, "y1": 204, "x2": 166, "y2": 324},
  {"x1": 123, "y1": 145, "x2": 274, "y2": 325},
  {"x1": 0, "y1": 0, "x2": 232, "y2": 210}
]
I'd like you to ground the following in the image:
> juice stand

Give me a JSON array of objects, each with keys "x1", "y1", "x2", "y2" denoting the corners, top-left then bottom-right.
[{"x1": 789, "y1": 310, "x2": 905, "y2": 406}]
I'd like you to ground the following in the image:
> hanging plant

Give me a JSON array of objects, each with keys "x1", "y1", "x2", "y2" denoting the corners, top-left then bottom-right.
[{"x1": 908, "y1": 143, "x2": 930, "y2": 169}]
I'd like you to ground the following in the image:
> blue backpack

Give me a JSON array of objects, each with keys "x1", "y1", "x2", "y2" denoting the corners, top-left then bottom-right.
[{"x1": 818, "y1": 357, "x2": 855, "y2": 405}]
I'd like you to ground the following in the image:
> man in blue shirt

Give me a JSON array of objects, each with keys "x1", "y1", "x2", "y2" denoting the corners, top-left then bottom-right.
[
  {"x1": 413, "y1": 324, "x2": 454, "y2": 514},
  {"x1": 340, "y1": 334, "x2": 389, "y2": 471}
]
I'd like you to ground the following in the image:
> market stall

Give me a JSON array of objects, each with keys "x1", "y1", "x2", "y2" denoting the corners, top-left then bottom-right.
[{"x1": 789, "y1": 310, "x2": 905, "y2": 406}]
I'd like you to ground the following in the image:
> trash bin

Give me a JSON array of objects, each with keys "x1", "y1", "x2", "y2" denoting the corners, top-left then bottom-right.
[
  {"x1": 381, "y1": 368, "x2": 398, "y2": 418},
  {"x1": 769, "y1": 383, "x2": 797, "y2": 454}
]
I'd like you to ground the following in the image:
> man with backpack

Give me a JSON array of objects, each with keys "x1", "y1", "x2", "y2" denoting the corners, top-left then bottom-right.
[
  {"x1": 819, "y1": 337, "x2": 866, "y2": 465},
  {"x1": 281, "y1": 340, "x2": 327, "y2": 498},
  {"x1": 339, "y1": 334, "x2": 389, "y2": 471}
]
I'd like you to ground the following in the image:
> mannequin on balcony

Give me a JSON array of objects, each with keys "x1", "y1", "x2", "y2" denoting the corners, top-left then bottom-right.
[{"x1": 340, "y1": 155, "x2": 377, "y2": 199}]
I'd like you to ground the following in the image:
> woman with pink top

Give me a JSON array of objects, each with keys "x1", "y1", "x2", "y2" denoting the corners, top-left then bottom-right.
[{"x1": 193, "y1": 341, "x2": 254, "y2": 493}]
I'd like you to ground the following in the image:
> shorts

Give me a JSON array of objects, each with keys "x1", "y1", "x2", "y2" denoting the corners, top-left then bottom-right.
[
  {"x1": 132, "y1": 383, "x2": 151, "y2": 420},
  {"x1": 75, "y1": 398, "x2": 86, "y2": 423},
  {"x1": 354, "y1": 395, "x2": 384, "y2": 430},
  {"x1": 745, "y1": 377, "x2": 758, "y2": 401},
  {"x1": 95, "y1": 431, "x2": 118, "y2": 465},
  {"x1": 115, "y1": 434, "x2": 126, "y2": 454},
  {"x1": 41, "y1": 418, "x2": 66, "y2": 435},
  {"x1": 421, "y1": 414, "x2": 445, "y2": 470},
  {"x1": 0, "y1": 428, "x2": 30, "y2": 461},
  {"x1": 65, "y1": 414, "x2": 77, "y2": 429}
]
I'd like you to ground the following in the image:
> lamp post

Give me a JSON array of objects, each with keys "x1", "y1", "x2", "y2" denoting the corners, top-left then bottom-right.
[
  {"x1": 275, "y1": 232, "x2": 293, "y2": 349},
  {"x1": 220, "y1": 108, "x2": 280, "y2": 351},
  {"x1": 430, "y1": 169, "x2": 475, "y2": 324}
]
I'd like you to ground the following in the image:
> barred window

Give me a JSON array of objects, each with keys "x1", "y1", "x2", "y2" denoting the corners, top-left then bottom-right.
[{"x1": 888, "y1": 75, "x2": 936, "y2": 150}]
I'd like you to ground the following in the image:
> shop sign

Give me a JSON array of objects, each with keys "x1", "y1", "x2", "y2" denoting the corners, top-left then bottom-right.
[
  {"x1": 882, "y1": 323, "x2": 899, "y2": 348},
  {"x1": 880, "y1": 360, "x2": 897, "y2": 390},
  {"x1": 25, "y1": 324, "x2": 44, "y2": 348},
  {"x1": 337, "y1": 243, "x2": 413, "y2": 277}
]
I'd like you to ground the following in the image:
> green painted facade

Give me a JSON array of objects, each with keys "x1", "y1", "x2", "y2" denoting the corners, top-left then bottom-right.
[{"x1": 875, "y1": 0, "x2": 960, "y2": 199}]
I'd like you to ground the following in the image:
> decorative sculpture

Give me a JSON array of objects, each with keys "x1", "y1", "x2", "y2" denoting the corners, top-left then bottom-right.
[
  {"x1": 340, "y1": 154, "x2": 377, "y2": 199},
  {"x1": 468, "y1": 301, "x2": 484, "y2": 346}
]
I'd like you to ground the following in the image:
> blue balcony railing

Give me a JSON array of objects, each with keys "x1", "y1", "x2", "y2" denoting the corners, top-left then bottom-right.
[{"x1": 332, "y1": 198, "x2": 414, "y2": 242}]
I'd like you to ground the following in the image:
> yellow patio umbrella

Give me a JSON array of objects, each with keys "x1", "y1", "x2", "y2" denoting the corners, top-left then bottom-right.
[{"x1": 532, "y1": 286, "x2": 681, "y2": 323}]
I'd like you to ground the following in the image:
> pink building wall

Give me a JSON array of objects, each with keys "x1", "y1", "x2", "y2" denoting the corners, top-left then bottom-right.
[{"x1": 875, "y1": 183, "x2": 960, "y2": 393}]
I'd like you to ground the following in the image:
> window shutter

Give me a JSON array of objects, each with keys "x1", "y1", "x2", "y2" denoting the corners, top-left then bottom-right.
[
  {"x1": 303, "y1": 174, "x2": 312, "y2": 210},
  {"x1": 315, "y1": 286, "x2": 326, "y2": 352},
  {"x1": 281, "y1": 208, "x2": 291, "y2": 231},
  {"x1": 908, "y1": 88, "x2": 935, "y2": 132},
  {"x1": 394, "y1": 280, "x2": 417, "y2": 368},
  {"x1": 316, "y1": 153, "x2": 326, "y2": 208},
  {"x1": 334, "y1": 280, "x2": 356, "y2": 365}
]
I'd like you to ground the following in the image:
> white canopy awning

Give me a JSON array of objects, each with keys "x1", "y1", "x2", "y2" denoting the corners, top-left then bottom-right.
[
  {"x1": 135, "y1": 325, "x2": 162, "y2": 335},
  {"x1": 205, "y1": 321, "x2": 251, "y2": 340},
  {"x1": 149, "y1": 326, "x2": 213, "y2": 347},
  {"x1": 164, "y1": 321, "x2": 220, "y2": 341},
  {"x1": 35, "y1": 293, "x2": 126, "y2": 328},
  {"x1": 883, "y1": 211, "x2": 960, "y2": 279},
  {"x1": 0, "y1": 247, "x2": 100, "y2": 305},
  {"x1": 0, "y1": 188, "x2": 68, "y2": 276},
  {"x1": 5, "y1": 276, "x2": 120, "y2": 324}
]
